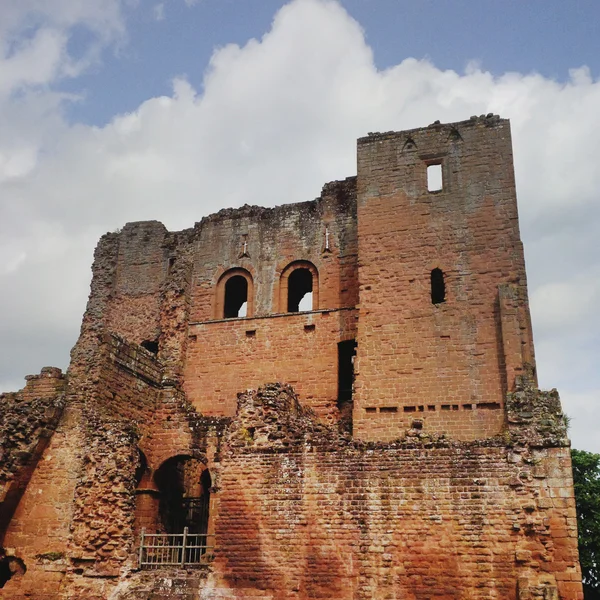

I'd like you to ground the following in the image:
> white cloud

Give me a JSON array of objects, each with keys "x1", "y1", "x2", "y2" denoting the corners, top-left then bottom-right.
[
  {"x1": 153, "y1": 3, "x2": 165, "y2": 21},
  {"x1": 0, "y1": 0, "x2": 127, "y2": 97},
  {"x1": 0, "y1": 0, "x2": 598, "y2": 452}
]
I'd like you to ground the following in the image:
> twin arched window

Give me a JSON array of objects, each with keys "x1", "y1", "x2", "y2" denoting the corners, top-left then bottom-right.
[
  {"x1": 217, "y1": 261, "x2": 319, "y2": 319},
  {"x1": 279, "y1": 261, "x2": 319, "y2": 313},
  {"x1": 216, "y1": 269, "x2": 253, "y2": 319}
]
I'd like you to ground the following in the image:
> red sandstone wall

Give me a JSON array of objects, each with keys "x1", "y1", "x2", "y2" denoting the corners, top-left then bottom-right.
[
  {"x1": 189, "y1": 181, "x2": 358, "y2": 324},
  {"x1": 183, "y1": 181, "x2": 358, "y2": 418},
  {"x1": 211, "y1": 445, "x2": 581, "y2": 600},
  {"x1": 184, "y1": 308, "x2": 356, "y2": 419},
  {"x1": 105, "y1": 221, "x2": 170, "y2": 345},
  {"x1": 200, "y1": 384, "x2": 582, "y2": 600},
  {"x1": 353, "y1": 116, "x2": 535, "y2": 441}
]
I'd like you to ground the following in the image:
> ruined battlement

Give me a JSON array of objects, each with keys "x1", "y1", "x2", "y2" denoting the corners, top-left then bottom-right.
[{"x1": 0, "y1": 118, "x2": 583, "y2": 600}]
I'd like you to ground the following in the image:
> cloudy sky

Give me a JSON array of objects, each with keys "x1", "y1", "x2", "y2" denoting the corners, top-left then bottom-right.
[{"x1": 1, "y1": 0, "x2": 599, "y2": 451}]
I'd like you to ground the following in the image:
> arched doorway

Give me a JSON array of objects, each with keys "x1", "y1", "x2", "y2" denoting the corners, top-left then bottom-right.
[{"x1": 153, "y1": 456, "x2": 211, "y2": 536}]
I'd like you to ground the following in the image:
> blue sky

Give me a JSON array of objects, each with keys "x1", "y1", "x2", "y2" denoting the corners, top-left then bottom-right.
[
  {"x1": 1, "y1": 0, "x2": 599, "y2": 451},
  {"x1": 59, "y1": 0, "x2": 600, "y2": 125}
]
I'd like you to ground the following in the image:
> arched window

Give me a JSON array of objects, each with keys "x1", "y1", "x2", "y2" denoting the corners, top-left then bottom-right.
[
  {"x1": 216, "y1": 268, "x2": 254, "y2": 319},
  {"x1": 431, "y1": 268, "x2": 446, "y2": 304},
  {"x1": 224, "y1": 276, "x2": 247, "y2": 318},
  {"x1": 279, "y1": 261, "x2": 319, "y2": 313}
]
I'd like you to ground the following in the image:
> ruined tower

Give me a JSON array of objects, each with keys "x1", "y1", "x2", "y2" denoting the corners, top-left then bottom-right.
[{"x1": 0, "y1": 116, "x2": 583, "y2": 600}]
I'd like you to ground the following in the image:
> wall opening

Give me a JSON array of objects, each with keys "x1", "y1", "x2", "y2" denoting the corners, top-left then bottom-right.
[
  {"x1": 431, "y1": 268, "x2": 446, "y2": 304},
  {"x1": 427, "y1": 163, "x2": 443, "y2": 192},
  {"x1": 141, "y1": 339, "x2": 159, "y2": 354},
  {"x1": 224, "y1": 275, "x2": 248, "y2": 318},
  {"x1": 288, "y1": 268, "x2": 313, "y2": 312},
  {"x1": 279, "y1": 261, "x2": 318, "y2": 313},
  {"x1": 154, "y1": 457, "x2": 211, "y2": 535},
  {"x1": 337, "y1": 340, "x2": 357, "y2": 433},
  {"x1": 337, "y1": 340, "x2": 356, "y2": 405},
  {"x1": 0, "y1": 553, "x2": 26, "y2": 588}
]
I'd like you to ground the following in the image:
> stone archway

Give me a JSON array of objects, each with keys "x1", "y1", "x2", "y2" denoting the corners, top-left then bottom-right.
[{"x1": 153, "y1": 456, "x2": 211, "y2": 535}]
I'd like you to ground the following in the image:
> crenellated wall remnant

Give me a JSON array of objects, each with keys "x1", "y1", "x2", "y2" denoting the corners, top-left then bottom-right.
[{"x1": 0, "y1": 117, "x2": 583, "y2": 599}]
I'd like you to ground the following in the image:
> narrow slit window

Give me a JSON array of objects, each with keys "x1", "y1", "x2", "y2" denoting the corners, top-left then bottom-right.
[
  {"x1": 224, "y1": 275, "x2": 248, "y2": 318},
  {"x1": 337, "y1": 340, "x2": 357, "y2": 406},
  {"x1": 427, "y1": 163, "x2": 443, "y2": 192},
  {"x1": 431, "y1": 268, "x2": 446, "y2": 304},
  {"x1": 288, "y1": 268, "x2": 313, "y2": 312}
]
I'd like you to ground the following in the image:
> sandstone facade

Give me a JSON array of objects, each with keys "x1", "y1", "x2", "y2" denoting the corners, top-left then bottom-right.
[{"x1": 0, "y1": 116, "x2": 583, "y2": 599}]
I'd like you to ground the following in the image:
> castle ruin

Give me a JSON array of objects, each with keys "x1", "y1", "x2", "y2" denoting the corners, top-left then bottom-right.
[{"x1": 0, "y1": 116, "x2": 584, "y2": 599}]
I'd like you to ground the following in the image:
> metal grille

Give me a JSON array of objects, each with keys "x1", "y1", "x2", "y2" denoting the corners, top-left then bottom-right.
[{"x1": 139, "y1": 527, "x2": 215, "y2": 568}]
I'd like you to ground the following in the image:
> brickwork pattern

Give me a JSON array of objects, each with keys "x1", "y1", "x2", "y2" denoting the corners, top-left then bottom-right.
[
  {"x1": 0, "y1": 117, "x2": 584, "y2": 599},
  {"x1": 354, "y1": 116, "x2": 535, "y2": 441}
]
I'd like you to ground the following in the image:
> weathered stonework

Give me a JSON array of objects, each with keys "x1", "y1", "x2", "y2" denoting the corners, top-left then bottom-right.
[{"x1": 0, "y1": 116, "x2": 583, "y2": 599}]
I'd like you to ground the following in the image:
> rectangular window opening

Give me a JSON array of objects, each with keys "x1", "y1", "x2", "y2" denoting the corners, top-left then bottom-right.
[
  {"x1": 427, "y1": 405, "x2": 436, "y2": 411},
  {"x1": 441, "y1": 404, "x2": 451, "y2": 411},
  {"x1": 427, "y1": 163, "x2": 443, "y2": 192},
  {"x1": 380, "y1": 406, "x2": 398, "y2": 413},
  {"x1": 337, "y1": 340, "x2": 356, "y2": 407},
  {"x1": 365, "y1": 407, "x2": 377, "y2": 414},
  {"x1": 476, "y1": 402, "x2": 502, "y2": 410},
  {"x1": 403, "y1": 406, "x2": 416, "y2": 413},
  {"x1": 304, "y1": 324, "x2": 316, "y2": 332},
  {"x1": 246, "y1": 330, "x2": 256, "y2": 338}
]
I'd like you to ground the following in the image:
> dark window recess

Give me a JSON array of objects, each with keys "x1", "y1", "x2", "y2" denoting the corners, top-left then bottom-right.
[
  {"x1": 404, "y1": 406, "x2": 417, "y2": 413},
  {"x1": 0, "y1": 556, "x2": 26, "y2": 588},
  {"x1": 380, "y1": 406, "x2": 398, "y2": 413},
  {"x1": 476, "y1": 402, "x2": 502, "y2": 410},
  {"x1": 428, "y1": 405, "x2": 436, "y2": 411},
  {"x1": 365, "y1": 407, "x2": 377, "y2": 414},
  {"x1": 155, "y1": 458, "x2": 211, "y2": 536},
  {"x1": 141, "y1": 339, "x2": 159, "y2": 354},
  {"x1": 304, "y1": 324, "x2": 316, "y2": 332},
  {"x1": 431, "y1": 268, "x2": 446, "y2": 304},
  {"x1": 337, "y1": 340, "x2": 357, "y2": 405},
  {"x1": 246, "y1": 330, "x2": 256, "y2": 338},
  {"x1": 288, "y1": 268, "x2": 313, "y2": 312},
  {"x1": 224, "y1": 275, "x2": 248, "y2": 318}
]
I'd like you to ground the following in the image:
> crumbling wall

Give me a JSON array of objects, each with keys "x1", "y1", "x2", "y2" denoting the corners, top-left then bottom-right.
[
  {"x1": 203, "y1": 383, "x2": 582, "y2": 600},
  {"x1": 0, "y1": 368, "x2": 66, "y2": 543},
  {"x1": 1, "y1": 370, "x2": 81, "y2": 600},
  {"x1": 184, "y1": 179, "x2": 358, "y2": 419},
  {"x1": 0, "y1": 368, "x2": 66, "y2": 594}
]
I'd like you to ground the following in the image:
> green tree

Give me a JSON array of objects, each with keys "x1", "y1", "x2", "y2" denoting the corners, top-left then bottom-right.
[{"x1": 572, "y1": 449, "x2": 600, "y2": 599}]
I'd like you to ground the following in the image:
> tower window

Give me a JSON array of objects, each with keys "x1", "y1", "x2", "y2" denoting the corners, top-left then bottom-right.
[
  {"x1": 216, "y1": 268, "x2": 253, "y2": 319},
  {"x1": 287, "y1": 268, "x2": 313, "y2": 312},
  {"x1": 224, "y1": 275, "x2": 248, "y2": 318},
  {"x1": 431, "y1": 268, "x2": 446, "y2": 304},
  {"x1": 427, "y1": 163, "x2": 443, "y2": 192},
  {"x1": 279, "y1": 261, "x2": 319, "y2": 313}
]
